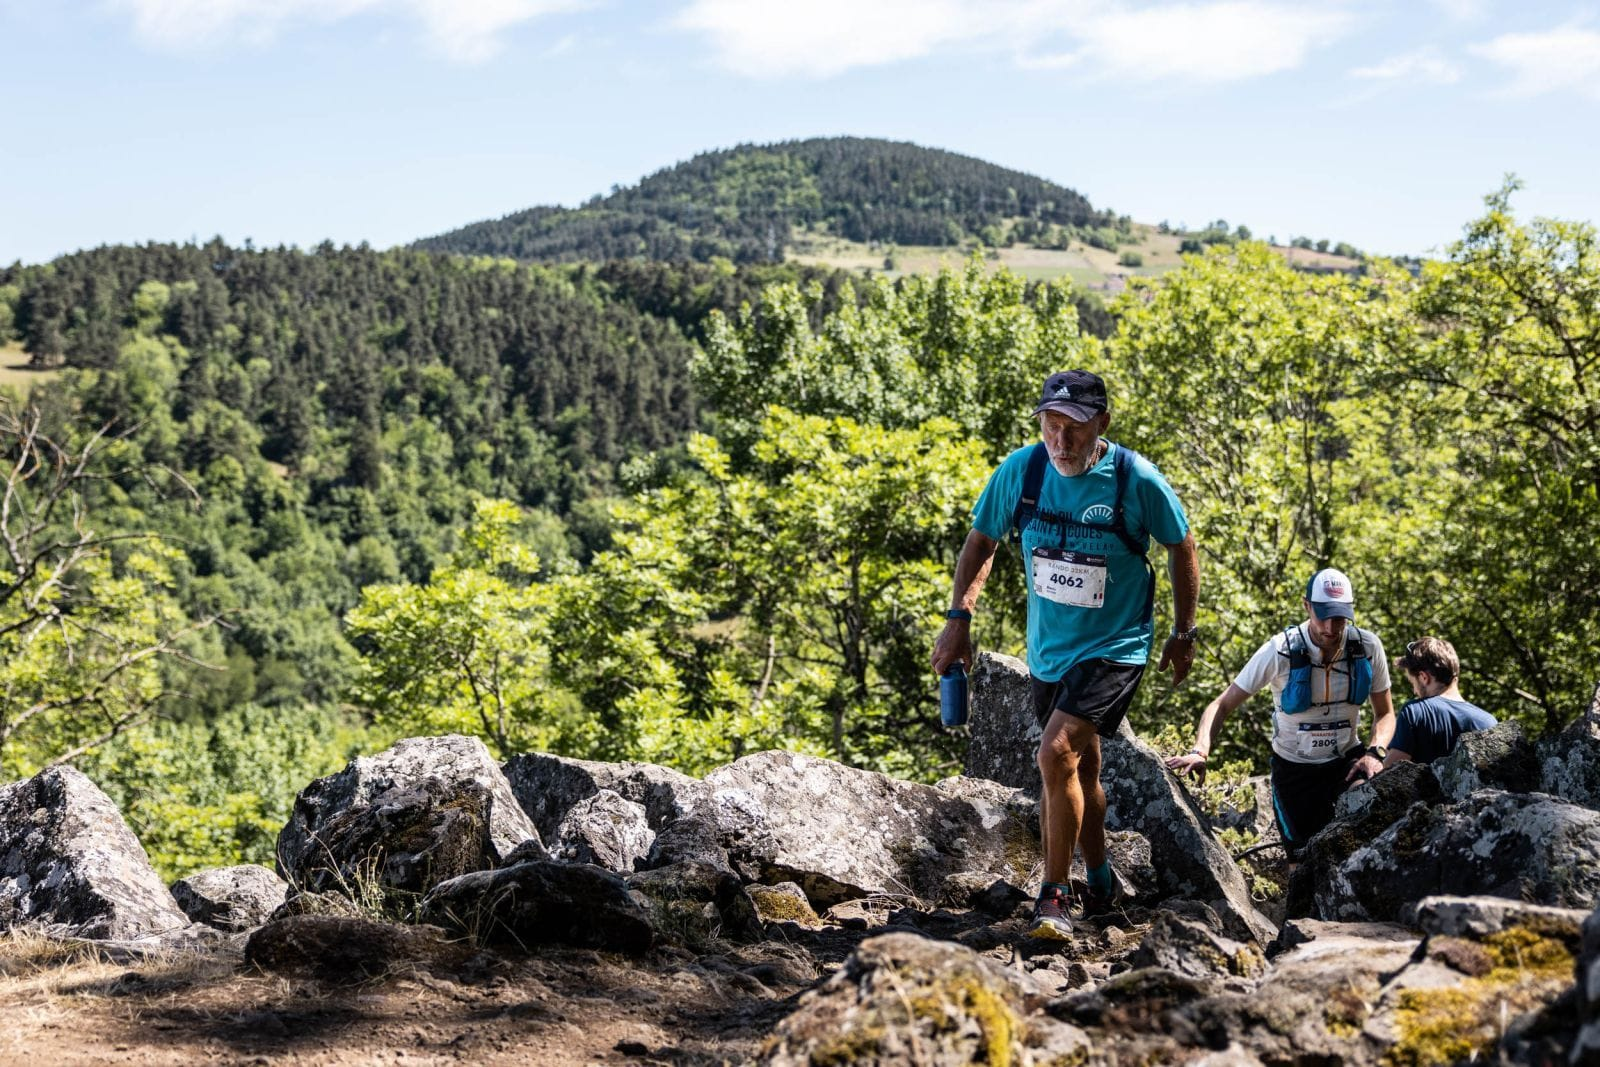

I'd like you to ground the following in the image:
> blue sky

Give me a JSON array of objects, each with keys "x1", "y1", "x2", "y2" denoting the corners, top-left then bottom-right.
[{"x1": 4, "y1": 0, "x2": 1599, "y2": 265}]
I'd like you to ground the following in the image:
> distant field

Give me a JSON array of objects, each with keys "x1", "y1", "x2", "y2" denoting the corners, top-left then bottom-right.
[
  {"x1": 789, "y1": 223, "x2": 1360, "y2": 292},
  {"x1": 0, "y1": 344, "x2": 59, "y2": 401}
]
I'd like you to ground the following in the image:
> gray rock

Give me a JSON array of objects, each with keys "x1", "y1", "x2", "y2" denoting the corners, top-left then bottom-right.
[
  {"x1": 170, "y1": 864, "x2": 287, "y2": 931},
  {"x1": 746, "y1": 881, "x2": 821, "y2": 926},
  {"x1": 549, "y1": 789, "x2": 653, "y2": 873},
  {"x1": 502, "y1": 752, "x2": 705, "y2": 838},
  {"x1": 962, "y1": 652, "x2": 1274, "y2": 945},
  {"x1": 268, "y1": 890, "x2": 365, "y2": 923},
  {"x1": 1540, "y1": 688, "x2": 1600, "y2": 810},
  {"x1": 244, "y1": 914, "x2": 473, "y2": 979},
  {"x1": 422, "y1": 858, "x2": 656, "y2": 954},
  {"x1": 1125, "y1": 911, "x2": 1265, "y2": 981},
  {"x1": 693, "y1": 750, "x2": 1036, "y2": 909},
  {"x1": 964, "y1": 651, "x2": 1040, "y2": 789},
  {"x1": 285, "y1": 776, "x2": 496, "y2": 907},
  {"x1": 0, "y1": 766, "x2": 190, "y2": 940},
  {"x1": 1322, "y1": 790, "x2": 1600, "y2": 922},
  {"x1": 1101, "y1": 727, "x2": 1278, "y2": 946},
  {"x1": 1576, "y1": 900, "x2": 1600, "y2": 1065},
  {"x1": 1433, "y1": 721, "x2": 1540, "y2": 802},
  {"x1": 627, "y1": 860, "x2": 763, "y2": 944},
  {"x1": 276, "y1": 734, "x2": 537, "y2": 882},
  {"x1": 762, "y1": 931, "x2": 1091, "y2": 1066},
  {"x1": 1286, "y1": 760, "x2": 1441, "y2": 919},
  {"x1": 1406, "y1": 894, "x2": 1590, "y2": 939},
  {"x1": 1270, "y1": 917, "x2": 1416, "y2": 956}
]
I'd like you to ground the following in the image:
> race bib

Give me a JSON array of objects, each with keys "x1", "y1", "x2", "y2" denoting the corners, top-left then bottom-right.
[
  {"x1": 1294, "y1": 721, "x2": 1351, "y2": 759},
  {"x1": 1031, "y1": 548, "x2": 1106, "y2": 608}
]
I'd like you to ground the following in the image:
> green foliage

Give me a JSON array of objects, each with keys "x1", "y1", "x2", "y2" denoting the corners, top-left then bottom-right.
[{"x1": 81, "y1": 702, "x2": 370, "y2": 878}]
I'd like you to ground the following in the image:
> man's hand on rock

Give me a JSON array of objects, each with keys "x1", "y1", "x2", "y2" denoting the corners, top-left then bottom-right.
[
  {"x1": 1164, "y1": 751, "x2": 1207, "y2": 785},
  {"x1": 1344, "y1": 754, "x2": 1383, "y2": 785}
]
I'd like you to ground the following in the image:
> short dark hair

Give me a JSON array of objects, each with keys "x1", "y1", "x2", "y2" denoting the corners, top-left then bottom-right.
[{"x1": 1397, "y1": 636, "x2": 1459, "y2": 685}]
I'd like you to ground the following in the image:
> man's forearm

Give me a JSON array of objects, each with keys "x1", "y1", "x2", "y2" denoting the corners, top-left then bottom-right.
[
  {"x1": 1167, "y1": 531, "x2": 1198, "y2": 630},
  {"x1": 950, "y1": 529, "x2": 999, "y2": 612}
]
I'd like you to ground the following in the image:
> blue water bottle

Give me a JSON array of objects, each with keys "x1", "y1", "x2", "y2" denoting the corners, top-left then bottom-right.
[{"x1": 940, "y1": 662, "x2": 969, "y2": 728}]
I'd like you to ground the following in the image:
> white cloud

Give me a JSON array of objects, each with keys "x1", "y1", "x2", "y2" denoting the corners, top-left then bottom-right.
[
  {"x1": 1065, "y1": 2, "x2": 1353, "y2": 83},
  {"x1": 674, "y1": 0, "x2": 1355, "y2": 83},
  {"x1": 671, "y1": 0, "x2": 982, "y2": 79},
  {"x1": 106, "y1": 0, "x2": 585, "y2": 62},
  {"x1": 1471, "y1": 25, "x2": 1600, "y2": 100},
  {"x1": 1426, "y1": 0, "x2": 1490, "y2": 23},
  {"x1": 1349, "y1": 46, "x2": 1461, "y2": 84}
]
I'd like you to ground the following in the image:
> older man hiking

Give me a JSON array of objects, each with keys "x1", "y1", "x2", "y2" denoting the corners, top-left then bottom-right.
[
  {"x1": 932, "y1": 369, "x2": 1199, "y2": 940},
  {"x1": 1165, "y1": 568, "x2": 1395, "y2": 858}
]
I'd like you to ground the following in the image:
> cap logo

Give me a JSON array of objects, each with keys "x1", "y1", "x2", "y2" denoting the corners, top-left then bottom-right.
[
  {"x1": 1323, "y1": 579, "x2": 1346, "y2": 598},
  {"x1": 1054, "y1": 384, "x2": 1074, "y2": 398}
]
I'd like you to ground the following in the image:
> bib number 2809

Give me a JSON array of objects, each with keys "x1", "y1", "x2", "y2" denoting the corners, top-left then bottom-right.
[{"x1": 1031, "y1": 549, "x2": 1107, "y2": 609}]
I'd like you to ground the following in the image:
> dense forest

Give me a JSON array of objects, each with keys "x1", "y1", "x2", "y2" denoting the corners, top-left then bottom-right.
[
  {"x1": 0, "y1": 163, "x2": 1594, "y2": 887},
  {"x1": 414, "y1": 137, "x2": 1124, "y2": 263}
]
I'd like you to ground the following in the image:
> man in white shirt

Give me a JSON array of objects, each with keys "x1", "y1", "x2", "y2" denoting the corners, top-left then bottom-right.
[{"x1": 1164, "y1": 568, "x2": 1395, "y2": 856}]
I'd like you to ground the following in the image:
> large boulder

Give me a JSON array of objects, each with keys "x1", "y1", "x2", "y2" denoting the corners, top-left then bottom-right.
[
  {"x1": 1285, "y1": 760, "x2": 1442, "y2": 918},
  {"x1": 285, "y1": 777, "x2": 498, "y2": 906},
  {"x1": 0, "y1": 766, "x2": 190, "y2": 940},
  {"x1": 548, "y1": 789, "x2": 654, "y2": 873},
  {"x1": 502, "y1": 752, "x2": 705, "y2": 838},
  {"x1": 171, "y1": 864, "x2": 288, "y2": 932},
  {"x1": 244, "y1": 914, "x2": 474, "y2": 980},
  {"x1": 1101, "y1": 730, "x2": 1277, "y2": 946},
  {"x1": 1433, "y1": 721, "x2": 1540, "y2": 802},
  {"x1": 966, "y1": 651, "x2": 1274, "y2": 944},
  {"x1": 1321, "y1": 790, "x2": 1600, "y2": 922},
  {"x1": 690, "y1": 750, "x2": 1037, "y2": 909},
  {"x1": 964, "y1": 651, "x2": 1041, "y2": 789},
  {"x1": 277, "y1": 734, "x2": 537, "y2": 882},
  {"x1": 1575, "y1": 898, "x2": 1600, "y2": 1064},
  {"x1": 421, "y1": 858, "x2": 655, "y2": 954},
  {"x1": 761, "y1": 931, "x2": 1091, "y2": 1065},
  {"x1": 1540, "y1": 681, "x2": 1600, "y2": 810}
]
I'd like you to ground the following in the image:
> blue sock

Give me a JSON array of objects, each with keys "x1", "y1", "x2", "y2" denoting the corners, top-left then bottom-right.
[{"x1": 1087, "y1": 862, "x2": 1113, "y2": 895}]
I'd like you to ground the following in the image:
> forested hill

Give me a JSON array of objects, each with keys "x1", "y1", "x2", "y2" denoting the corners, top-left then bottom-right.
[{"x1": 413, "y1": 137, "x2": 1117, "y2": 263}]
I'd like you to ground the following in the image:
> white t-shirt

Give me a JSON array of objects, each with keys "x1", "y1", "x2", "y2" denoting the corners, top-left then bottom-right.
[{"x1": 1233, "y1": 622, "x2": 1392, "y2": 765}]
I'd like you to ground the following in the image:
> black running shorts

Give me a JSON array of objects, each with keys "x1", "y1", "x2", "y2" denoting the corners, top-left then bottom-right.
[
  {"x1": 1269, "y1": 748, "x2": 1365, "y2": 852},
  {"x1": 1029, "y1": 659, "x2": 1146, "y2": 738}
]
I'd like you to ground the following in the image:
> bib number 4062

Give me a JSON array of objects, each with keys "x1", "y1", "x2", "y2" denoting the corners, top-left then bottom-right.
[{"x1": 1032, "y1": 548, "x2": 1106, "y2": 608}]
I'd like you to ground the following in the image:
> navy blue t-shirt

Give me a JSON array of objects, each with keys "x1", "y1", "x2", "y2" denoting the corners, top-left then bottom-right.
[{"x1": 1391, "y1": 696, "x2": 1497, "y2": 763}]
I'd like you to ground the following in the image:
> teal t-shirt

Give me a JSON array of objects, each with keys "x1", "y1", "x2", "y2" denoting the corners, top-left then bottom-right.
[{"x1": 971, "y1": 441, "x2": 1189, "y2": 680}]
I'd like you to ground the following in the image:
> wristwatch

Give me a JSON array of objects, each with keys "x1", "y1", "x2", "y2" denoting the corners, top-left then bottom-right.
[
  {"x1": 1365, "y1": 745, "x2": 1388, "y2": 761},
  {"x1": 945, "y1": 609, "x2": 973, "y2": 621},
  {"x1": 1170, "y1": 626, "x2": 1200, "y2": 641}
]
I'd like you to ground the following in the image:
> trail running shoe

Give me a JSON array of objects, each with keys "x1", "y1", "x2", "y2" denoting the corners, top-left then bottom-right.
[{"x1": 1028, "y1": 882, "x2": 1073, "y2": 940}]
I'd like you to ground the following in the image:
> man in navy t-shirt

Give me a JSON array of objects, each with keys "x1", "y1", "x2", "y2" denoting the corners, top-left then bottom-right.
[
  {"x1": 1384, "y1": 636, "x2": 1497, "y2": 766},
  {"x1": 931, "y1": 369, "x2": 1199, "y2": 940}
]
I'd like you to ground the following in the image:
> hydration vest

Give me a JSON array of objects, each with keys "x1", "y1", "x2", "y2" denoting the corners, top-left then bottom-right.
[
  {"x1": 1279, "y1": 625, "x2": 1372, "y2": 714},
  {"x1": 1007, "y1": 441, "x2": 1155, "y2": 623}
]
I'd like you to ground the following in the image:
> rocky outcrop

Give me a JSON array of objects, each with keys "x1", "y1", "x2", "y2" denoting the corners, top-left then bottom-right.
[
  {"x1": 0, "y1": 766, "x2": 190, "y2": 940},
  {"x1": 761, "y1": 931, "x2": 1091, "y2": 1066},
  {"x1": 421, "y1": 858, "x2": 655, "y2": 954},
  {"x1": 1286, "y1": 760, "x2": 1441, "y2": 918},
  {"x1": 276, "y1": 734, "x2": 537, "y2": 884},
  {"x1": 1433, "y1": 721, "x2": 1541, "y2": 801},
  {"x1": 548, "y1": 789, "x2": 653, "y2": 873},
  {"x1": 691, "y1": 750, "x2": 1036, "y2": 909},
  {"x1": 1322, "y1": 790, "x2": 1600, "y2": 921},
  {"x1": 285, "y1": 777, "x2": 497, "y2": 906},
  {"x1": 170, "y1": 864, "x2": 287, "y2": 931},
  {"x1": 964, "y1": 652, "x2": 1041, "y2": 789},
  {"x1": 1101, "y1": 730, "x2": 1277, "y2": 946},
  {"x1": 1540, "y1": 684, "x2": 1600, "y2": 811},
  {"x1": 1124, "y1": 911, "x2": 1265, "y2": 981},
  {"x1": 502, "y1": 752, "x2": 705, "y2": 838}
]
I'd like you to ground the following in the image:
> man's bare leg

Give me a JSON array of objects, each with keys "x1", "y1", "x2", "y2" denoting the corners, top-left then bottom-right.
[
  {"x1": 1075, "y1": 733, "x2": 1106, "y2": 870},
  {"x1": 1037, "y1": 712, "x2": 1099, "y2": 884}
]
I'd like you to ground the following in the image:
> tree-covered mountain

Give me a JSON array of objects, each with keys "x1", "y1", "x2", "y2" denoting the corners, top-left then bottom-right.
[{"x1": 414, "y1": 137, "x2": 1120, "y2": 264}]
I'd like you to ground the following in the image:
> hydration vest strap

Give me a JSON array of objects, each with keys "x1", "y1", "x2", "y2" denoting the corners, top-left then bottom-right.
[{"x1": 1008, "y1": 443, "x2": 1050, "y2": 546}]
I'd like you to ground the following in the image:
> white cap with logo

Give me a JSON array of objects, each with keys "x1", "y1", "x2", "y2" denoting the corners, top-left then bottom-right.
[{"x1": 1305, "y1": 567, "x2": 1355, "y2": 621}]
